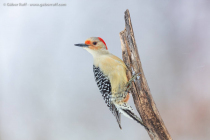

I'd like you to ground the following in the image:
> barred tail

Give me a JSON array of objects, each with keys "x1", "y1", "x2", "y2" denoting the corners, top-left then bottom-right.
[{"x1": 113, "y1": 103, "x2": 148, "y2": 130}]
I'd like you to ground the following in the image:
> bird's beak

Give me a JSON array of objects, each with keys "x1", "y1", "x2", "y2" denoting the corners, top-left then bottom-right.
[{"x1": 74, "y1": 44, "x2": 89, "y2": 47}]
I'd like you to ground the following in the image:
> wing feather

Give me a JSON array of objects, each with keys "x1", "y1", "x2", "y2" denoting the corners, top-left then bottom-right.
[{"x1": 93, "y1": 65, "x2": 122, "y2": 129}]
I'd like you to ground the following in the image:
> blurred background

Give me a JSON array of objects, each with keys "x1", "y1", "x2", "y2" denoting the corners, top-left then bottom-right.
[{"x1": 1, "y1": 0, "x2": 210, "y2": 140}]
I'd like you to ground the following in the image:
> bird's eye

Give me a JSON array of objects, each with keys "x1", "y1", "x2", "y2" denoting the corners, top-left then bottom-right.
[{"x1": 93, "y1": 42, "x2": 97, "y2": 45}]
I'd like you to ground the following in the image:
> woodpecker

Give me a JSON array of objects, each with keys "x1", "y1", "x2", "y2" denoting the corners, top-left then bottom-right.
[{"x1": 75, "y1": 37, "x2": 147, "y2": 130}]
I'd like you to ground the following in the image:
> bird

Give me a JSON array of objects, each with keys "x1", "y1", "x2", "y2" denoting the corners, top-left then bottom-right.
[{"x1": 75, "y1": 37, "x2": 147, "y2": 130}]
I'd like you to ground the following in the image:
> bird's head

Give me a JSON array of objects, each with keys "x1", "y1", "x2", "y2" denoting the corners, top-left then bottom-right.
[{"x1": 75, "y1": 37, "x2": 108, "y2": 56}]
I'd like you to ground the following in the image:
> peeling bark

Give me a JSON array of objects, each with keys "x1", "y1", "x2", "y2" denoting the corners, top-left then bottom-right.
[{"x1": 119, "y1": 9, "x2": 172, "y2": 140}]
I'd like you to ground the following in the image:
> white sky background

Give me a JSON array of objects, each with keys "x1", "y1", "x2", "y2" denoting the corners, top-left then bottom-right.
[{"x1": 1, "y1": 0, "x2": 210, "y2": 140}]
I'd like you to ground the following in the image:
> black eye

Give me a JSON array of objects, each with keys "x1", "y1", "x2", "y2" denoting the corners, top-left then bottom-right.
[{"x1": 93, "y1": 42, "x2": 97, "y2": 45}]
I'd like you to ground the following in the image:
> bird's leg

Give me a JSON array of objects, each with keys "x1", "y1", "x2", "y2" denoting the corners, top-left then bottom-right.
[
  {"x1": 125, "y1": 64, "x2": 133, "y2": 74},
  {"x1": 124, "y1": 72, "x2": 141, "y2": 92},
  {"x1": 125, "y1": 72, "x2": 141, "y2": 87},
  {"x1": 125, "y1": 82, "x2": 133, "y2": 93}
]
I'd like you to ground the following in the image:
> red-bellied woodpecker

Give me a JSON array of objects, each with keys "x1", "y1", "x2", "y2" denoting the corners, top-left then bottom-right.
[{"x1": 75, "y1": 37, "x2": 147, "y2": 130}]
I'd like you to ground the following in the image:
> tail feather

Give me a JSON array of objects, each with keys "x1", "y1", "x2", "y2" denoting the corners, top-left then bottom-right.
[
  {"x1": 122, "y1": 109, "x2": 149, "y2": 130},
  {"x1": 111, "y1": 104, "x2": 122, "y2": 129},
  {"x1": 112, "y1": 103, "x2": 148, "y2": 130}
]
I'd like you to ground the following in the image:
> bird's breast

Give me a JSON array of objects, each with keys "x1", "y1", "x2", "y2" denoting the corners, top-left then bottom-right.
[{"x1": 94, "y1": 55, "x2": 128, "y2": 94}]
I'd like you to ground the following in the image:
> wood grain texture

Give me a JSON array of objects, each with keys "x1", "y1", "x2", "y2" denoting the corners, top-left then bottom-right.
[{"x1": 119, "y1": 9, "x2": 172, "y2": 140}]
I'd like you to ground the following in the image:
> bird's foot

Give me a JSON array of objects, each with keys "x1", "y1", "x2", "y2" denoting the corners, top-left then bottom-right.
[{"x1": 124, "y1": 72, "x2": 141, "y2": 92}]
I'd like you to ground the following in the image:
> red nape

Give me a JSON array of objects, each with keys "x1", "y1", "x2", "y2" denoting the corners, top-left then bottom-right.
[{"x1": 98, "y1": 37, "x2": 108, "y2": 50}]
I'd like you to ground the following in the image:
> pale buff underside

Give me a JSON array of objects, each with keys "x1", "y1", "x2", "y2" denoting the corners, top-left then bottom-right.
[{"x1": 93, "y1": 54, "x2": 128, "y2": 95}]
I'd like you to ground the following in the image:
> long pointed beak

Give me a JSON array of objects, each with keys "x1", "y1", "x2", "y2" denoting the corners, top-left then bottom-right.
[{"x1": 74, "y1": 43, "x2": 89, "y2": 47}]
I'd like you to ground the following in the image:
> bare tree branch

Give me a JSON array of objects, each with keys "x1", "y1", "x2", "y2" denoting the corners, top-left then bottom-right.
[{"x1": 119, "y1": 9, "x2": 172, "y2": 140}]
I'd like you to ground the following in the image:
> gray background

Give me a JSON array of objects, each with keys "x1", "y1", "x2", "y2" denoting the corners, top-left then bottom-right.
[{"x1": 1, "y1": 0, "x2": 210, "y2": 140}]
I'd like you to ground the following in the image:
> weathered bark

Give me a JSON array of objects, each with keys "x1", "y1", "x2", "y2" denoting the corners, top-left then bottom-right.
[{"x1": 119, "y1": 9, "x2": 172, "y2": 140}]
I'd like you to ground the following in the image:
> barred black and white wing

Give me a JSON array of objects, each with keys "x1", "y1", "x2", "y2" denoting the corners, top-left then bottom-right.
[{"x1": 93, "y1": 65, "x2": 122, "y2": 129}]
